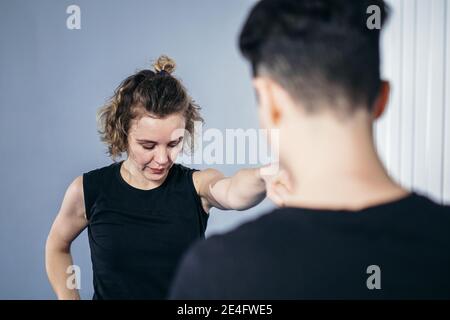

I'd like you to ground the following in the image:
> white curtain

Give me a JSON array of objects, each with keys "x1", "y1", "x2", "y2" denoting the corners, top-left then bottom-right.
[{"x1": 376, "y1": 0, "x2": 450, "y2": 204}]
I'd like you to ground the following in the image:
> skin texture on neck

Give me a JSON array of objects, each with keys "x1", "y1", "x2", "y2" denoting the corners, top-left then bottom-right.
[
  {"x1": 120, "y1": 157, "x2": 169, "y2": 191},
  {"x1": 281, "y1": 109, "x2": 408, "y2": 210}
]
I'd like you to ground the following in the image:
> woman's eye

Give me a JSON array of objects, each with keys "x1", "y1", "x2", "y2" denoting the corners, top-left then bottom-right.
[
  {"x1": 169, "y1": 141, "x2": 181, "y2": 148},
  {"x1": 142, "y1": 145, "x2": 155, "y2": 150}
]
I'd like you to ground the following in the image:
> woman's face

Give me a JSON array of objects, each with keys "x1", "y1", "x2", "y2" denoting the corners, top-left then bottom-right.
[{"x1": 126, "y1": 112, "x2": 186, "y2": 182}]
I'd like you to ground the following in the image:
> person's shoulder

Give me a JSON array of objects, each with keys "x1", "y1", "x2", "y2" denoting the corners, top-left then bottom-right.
[
  {"x1": 168, "y1": 163, "x2": 200, "y2": 185},
  {"x1": 170, "y1": 210, "x2": 285, "y2": 299},
  {"x1": 401, "y1": 192, "x2": 450, "y2": 244},
  {"x1": 82, "y1": 161, "x2": 119, "y2": 189},
  {"x1": 83, "y1": 161, "x2": 118, "y2": 178},
  {"x1": 189, "y1": 210, "x2": 280, "y2": 258},
  {"x1": 171, "y1": 162, "x2": 198, "y2": 174},
  {"x1": 410, "y1": 192, "x2": 450, "y2": 218}
]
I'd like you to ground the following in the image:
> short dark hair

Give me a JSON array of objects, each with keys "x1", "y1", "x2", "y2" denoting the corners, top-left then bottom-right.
[{"x1": 239, "y1": 0, "x2": 390, "y2": 113}]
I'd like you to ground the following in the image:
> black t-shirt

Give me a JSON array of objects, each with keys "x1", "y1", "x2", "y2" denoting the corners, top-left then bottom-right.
[
  {"x1": 170, "y1": 193, "x2": 450, "y2": 299},
  {"x1": 83, "y1": 161, "x2": 208, "y2": 299}
]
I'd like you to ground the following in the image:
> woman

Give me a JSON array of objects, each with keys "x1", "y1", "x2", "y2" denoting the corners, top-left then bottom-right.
[{"x1": 45, "y1": 55, "x2": 269, "y2": 299}]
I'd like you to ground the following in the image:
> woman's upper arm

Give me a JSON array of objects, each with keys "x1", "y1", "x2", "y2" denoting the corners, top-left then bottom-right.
[
  {"x1": 46, "y1": 176, "x2": 89, "y2": 250},
  {"x1": 192, "y1": 169, "x2": 230, "y2": 211}
]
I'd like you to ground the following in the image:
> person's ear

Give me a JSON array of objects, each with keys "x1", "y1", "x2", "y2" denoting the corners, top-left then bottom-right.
[
  {"x1": 372, "y1": 80, "x2": 390, "y2": 120},
  {"x1": 253, "y1": 77, "x2": 282, "y2": 129}
]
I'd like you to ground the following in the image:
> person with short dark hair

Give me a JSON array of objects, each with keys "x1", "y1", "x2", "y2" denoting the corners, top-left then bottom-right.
[{"x1": 170, "y1": 0, "x2": 450, "y2": 299}]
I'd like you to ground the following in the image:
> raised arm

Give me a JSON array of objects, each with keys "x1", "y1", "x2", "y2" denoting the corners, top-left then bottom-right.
[
  {"x1": 45, "y1": 176, "x2": 88, "y2": 300},
  {"x1": 193, "y1": 167, "x2": 266, "y2": 212}
]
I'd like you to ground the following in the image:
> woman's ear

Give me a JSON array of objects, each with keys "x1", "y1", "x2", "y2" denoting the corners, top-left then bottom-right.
[{"x1": 373, "y1": 80, "x2": 390, "y2": 120}]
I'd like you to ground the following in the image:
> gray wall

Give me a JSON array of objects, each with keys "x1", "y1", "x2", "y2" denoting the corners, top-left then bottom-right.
[{"x1": 0, "y1": 0, "x2": 272, "y2": 299}]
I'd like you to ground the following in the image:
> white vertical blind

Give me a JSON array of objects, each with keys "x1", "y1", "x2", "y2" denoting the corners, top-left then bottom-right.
[
  {"x1": 376, "y1": 0, "x2": 450, "y2": 204},
  {"x1": 445, "y1": 0, "x2": 450, "y2": 203}
]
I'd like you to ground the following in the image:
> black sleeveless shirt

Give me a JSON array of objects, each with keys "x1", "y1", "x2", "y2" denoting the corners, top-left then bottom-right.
[{"x1": 82, "y1": 161, "x2": 208, "y2": 299}]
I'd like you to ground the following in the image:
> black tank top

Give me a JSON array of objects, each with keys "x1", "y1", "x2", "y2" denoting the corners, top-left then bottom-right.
[{"x1": 82, "y1": 161, "x2": 208, "y2": 299}]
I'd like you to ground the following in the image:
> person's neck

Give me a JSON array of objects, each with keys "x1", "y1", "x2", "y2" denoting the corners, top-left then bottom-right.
[
  {"x1": 281, "y1": 112, "x2": 409, "y2": 210},
  {"x1": 121, "y1": 158, "x2": 162, "y2": 190}
]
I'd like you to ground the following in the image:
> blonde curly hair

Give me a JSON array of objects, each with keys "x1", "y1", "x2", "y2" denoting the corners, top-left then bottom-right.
[{"x1": 97, "y1": 55, "x2": 203, "y2": 160}]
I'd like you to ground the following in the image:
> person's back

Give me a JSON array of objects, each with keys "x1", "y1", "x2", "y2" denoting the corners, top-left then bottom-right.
[
  {"x1": 169, "y1": 0, "x2": 450, "y2": 299},
  {"x1": 170, "y1": 192, "x2": 450, "y2": 299}
]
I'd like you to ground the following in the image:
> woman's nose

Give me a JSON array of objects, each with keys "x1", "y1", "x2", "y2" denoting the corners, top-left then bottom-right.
[{"x1": 155, "y1": 148, "x2": 169, "y2": 165}]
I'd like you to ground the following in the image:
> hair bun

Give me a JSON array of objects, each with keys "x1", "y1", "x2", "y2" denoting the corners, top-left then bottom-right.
[{"x1": 153, "y1": 55, "x2": 176, "y2": 74}]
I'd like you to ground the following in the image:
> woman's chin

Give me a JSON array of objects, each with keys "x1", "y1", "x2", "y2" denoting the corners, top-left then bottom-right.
[{"x1": 144, "y1": 168, "x2": 167, "y2": 180}]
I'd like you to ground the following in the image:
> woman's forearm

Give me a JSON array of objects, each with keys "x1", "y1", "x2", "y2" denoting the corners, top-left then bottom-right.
[{"x1": 45, "y1": 241, "x2": 81, "y2": 300}]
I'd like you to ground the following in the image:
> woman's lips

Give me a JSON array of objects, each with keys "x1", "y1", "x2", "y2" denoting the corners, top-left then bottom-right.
[{"x1": 148, "y1": 167, "x2": 165, "y2": 174}]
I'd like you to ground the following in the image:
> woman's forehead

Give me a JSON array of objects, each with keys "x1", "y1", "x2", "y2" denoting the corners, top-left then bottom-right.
[{"x1": 130, "y1": 114, "x2": 186, "y2": 141}]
